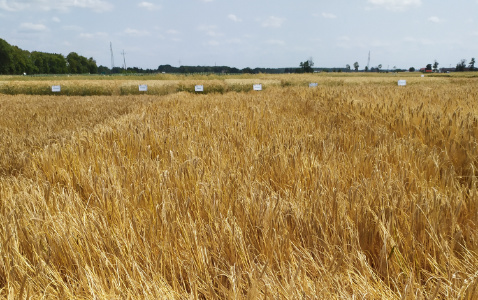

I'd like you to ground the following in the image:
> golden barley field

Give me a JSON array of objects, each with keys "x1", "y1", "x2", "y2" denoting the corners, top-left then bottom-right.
[{"x1": 1, "y1": 73, "x2": 478, "y2": 299}]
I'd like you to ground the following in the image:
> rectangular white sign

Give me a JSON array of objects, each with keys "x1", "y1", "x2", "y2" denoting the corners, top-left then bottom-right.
[
  {"x1": 51, "y1": 85, "x2": 61, "y2": 92},
  {"x1": 421, "y1": 75, "x2": 425, "y2": 77},
  {"x1": 195, "y1": 85, "x2": 204, "y2": 92},
  {"x1": 139, "y1": 84, "x2": 148, "y2": 92},
  {"x1": 309, "y1": 83, "x2": 318, "y2": 88},
  {"x1": 398, "y1": 80, "x2": 407, "y2": 86},
  {"x1": 253, "y1": 84, "x2": 262, "y2": 91}
]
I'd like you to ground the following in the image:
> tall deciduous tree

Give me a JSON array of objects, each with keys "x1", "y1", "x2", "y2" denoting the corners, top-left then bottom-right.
[
  {"x1": 456, "y1": 59, "x2": 466, "y2": 72},
  {"x1": 67, "y1": 52, "x2": 95, "y2": 74},
  {"x1": 0, "y1": 38, "x2": 14, "y2": 74},
  {"x1": 353, "y1": 62, "x2": 359, "y2": 71},
  {"x1": 433, "y1": 60, "x2": 439, "y2": 72},
  {"x1": 469, "y1": 58, "x2": 475, "y2": 71},
  {"x1": 297, "y1": 58, "x2": 314, "y2": 73}
]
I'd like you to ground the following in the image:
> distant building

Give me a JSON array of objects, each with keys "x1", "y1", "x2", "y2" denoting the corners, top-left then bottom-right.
[
  {"x1": 439, "y1": 68, "x2": 455, "y2": 73},
  {"x1": 419, "y1": 68, "x2": 433, "y2": 73}
]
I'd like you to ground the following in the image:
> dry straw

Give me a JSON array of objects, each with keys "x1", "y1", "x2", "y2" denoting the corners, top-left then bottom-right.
[{"x1": 0, "y1": 74, "x2": 477, "y2": 298}]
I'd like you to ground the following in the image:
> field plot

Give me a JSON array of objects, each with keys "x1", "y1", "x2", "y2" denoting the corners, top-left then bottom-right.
[{"x1": 1, "y1": 75, "x2": 478, "y2": 299}]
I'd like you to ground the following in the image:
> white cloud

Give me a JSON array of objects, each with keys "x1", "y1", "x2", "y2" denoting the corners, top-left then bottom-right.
[
  {"x1": 262, "y1": 16, "x2": 285, "y2": 28},
  {"x1": 428, "y1": 16, "x2": 442, "y2": 23},
  {"x1": 337, "y1": 36, "x2": 351, "y2": 41},
  {"x1": 79, "y1": 32, "x2": 107, "y2": 38},
  {"x1": 226, "y1": 38, "x2": 242, "y2": 44},
  {"x1": 322, "y1": 12, "x2": 337, "y2": 19},
  {"x1": 336, "y1": 36, "x2": 353, "y2": 48},
  {"x1": 0, "y1": 0, "x2": 28, "y2": 11},
  {"x1": 52, "y1": 16, "x2": 61, "y2": 22},
  {"x1": 138, "y1": 2, "x2": 161, "y2": 11},
  {"x1": 0, "y1": 0, "x2": 113, "y2": 12},
  {"x1": 367, "y1": 0, "x2": 421, "y2": 11},
  {"x1": 197, "y1": 25, "x2": 223, "y2": 37},
  {"x1": 402, "y1": 36, "x2": 434, "y2": 45},
  {"x1": 207, "y1": 40, "x2": 220, "y2": 46},
  {"x1": 166, "y1": 29, "x2": 180, "y2": 35},
  {"x1": 228, "y1": 14, "x2": 242, "y2": 22},
  {"x1": 63, "y1": 25, "x2": 83, "y2": 31},
  {"x1": 19, "y1": 22, "x2": 47, "y2": 31},
  {"x1": 124, "y1": 28, "x2": 150, "y2": 37},
  {"x1": 265, "y1": 39, "x2": 285, "y2": 46}
]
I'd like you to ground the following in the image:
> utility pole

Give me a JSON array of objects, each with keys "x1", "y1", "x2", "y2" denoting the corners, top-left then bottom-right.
[
  {"x1": 110, "y1": 42, "x2": 114, "y2": 70},
  {"x1": 367, "y1": 51, "x2": 370, "y2": 71},
  {"x1": 121, "y1": 50, "x2": 126, "y2": 70}
]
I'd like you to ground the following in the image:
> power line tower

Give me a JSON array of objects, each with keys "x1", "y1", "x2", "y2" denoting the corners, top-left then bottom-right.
[
  {"x1": 367, "y1": 51, "x2": 371, "y2": 71},
  {"x1": 110, "y1": 42, "x2": 114, "y2": 70}
]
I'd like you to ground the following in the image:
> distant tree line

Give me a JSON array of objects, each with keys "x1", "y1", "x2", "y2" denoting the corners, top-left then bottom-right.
[
  {"x1": 0, "y1": 38, "x2": 97, "y2": 75},
  {"x1": 3, "y1": 38, "x2": 476, "y2": 76}
]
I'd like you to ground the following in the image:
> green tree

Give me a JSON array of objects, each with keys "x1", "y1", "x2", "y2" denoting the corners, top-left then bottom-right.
[
  {"x1": 67, "y1": 52, "x2": 91, "y2": 74},
  {"x1": 346, "y1": 64, "x2": 351, "y2": 71},
  {"x1": 426, "y1": 64, "x2": 432, "y2": 71},
  {"x1": 469, "y1": 58, "x2": 475, "y2": 71},
  {"x1": 433, "y1": 60, "x2": 439, "y2": 72},
  {"x1": 456, "y1": 59, "x2": 466, "y2": 72},
  {"x1": 353, "y1": 62, "x2": 359, "y2": 71},
  {"x1": 87, "y1": 57, "x2": 98, "y2": 74},
  {"x1": 10, "y1": 46, "x2": 32, "y2": 74},
  {"x1": 409, "y1": 67, "x2": 415, "y2": 72},
  {"x1": 297, "y1": 58, "x2": 314, "y2": 73},
  {"x1": 0, "y1": 38, "x2": 14, "y2": 74}
]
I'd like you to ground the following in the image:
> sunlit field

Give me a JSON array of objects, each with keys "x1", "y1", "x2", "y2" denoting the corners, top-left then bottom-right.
[{"x1": 1, "y1": 73, "x2": 477, "y2": 299}]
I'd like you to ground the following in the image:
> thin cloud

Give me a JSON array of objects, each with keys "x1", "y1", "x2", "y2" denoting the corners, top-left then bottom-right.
[
  {"x1": 226, "y1": 38, "x2": 242, "y2": 44},
  {"x1": 19, "y1": 22, "x2": 47, "y2": 31},
  {"x1": 322, "y1": 12, "x2": 337, "y2": 19},
  {"x1": 262, "y1": 16, "x2": 285, "y2": 28},
  {"x1": 228, "y1": 14, "x2": 242, "y2": 22},
  {"x1": 367, "y1": 0, "x2": 421, "y2": 11},
  {"x1": 124, "y1": 28, "x2": 151, "y2": 37},
  {"x1": 428, "y1": 16, "x2": 442, "y2": 23},
  {"x1": 138, "y1": 2, "x2": 161, "y2": 11},
  {"x1": 265, "y1": 39, "x2": 285, "y2": 46},
  {"x1": 0, "y1": 0, "x2": 28, "y2": 11},
  {"x1": 0, "y1": 0, "x2": 113, "y2": 12},
  {"x1": 197, "y1": 25, "x2": 223, "y2": 37},
  {"x1": 62, "y1": 25, "x2": 83, "y2": 31},
  {"x1": 79, "y1": 32, "x2": 107, "y2": 39},
  {"x1": 207, "y1": 40, "x2": 220, "y2": 46}
]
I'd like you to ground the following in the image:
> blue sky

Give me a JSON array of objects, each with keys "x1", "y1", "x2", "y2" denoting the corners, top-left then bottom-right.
[{"x1": 1, "y1": 0, "x2": 477, "y2": 69}]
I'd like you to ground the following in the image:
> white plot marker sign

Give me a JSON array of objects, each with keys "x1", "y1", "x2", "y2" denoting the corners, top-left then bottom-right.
[
  {"x1": 253, "y1": 84, "x2": 262, "y2": 91},
  {"x1": 195, "y1": 85, "x2": 204, "y2": 92},
  {"x1": 398, "y1": 80, "x2": 407, "y2": 86},
  {"x1": 309, "y1": 83, "x2": 318, "y2": 88},
  {"x1": 139, "y1": 84, "x2": 148, "y2": 92},
  {"x1": 51, "y1": 85, "x2": 61, "y2": 92}
]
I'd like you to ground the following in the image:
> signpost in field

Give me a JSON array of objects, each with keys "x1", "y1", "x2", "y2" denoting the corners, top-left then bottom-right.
[{"x1": 253, "y1": 84, "x2": 262, "y2": 91}]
